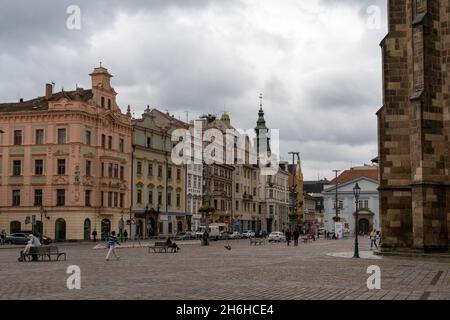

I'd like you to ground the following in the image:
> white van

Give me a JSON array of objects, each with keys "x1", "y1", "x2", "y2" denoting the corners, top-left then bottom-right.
[{"x1": 199, "y1": 226, "x2": 221, "y2": 240}]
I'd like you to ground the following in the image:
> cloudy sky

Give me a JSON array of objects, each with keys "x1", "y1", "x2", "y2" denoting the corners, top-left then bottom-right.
[{"x1": 0, "y1": 0, "x2": 387, "y2": 180}]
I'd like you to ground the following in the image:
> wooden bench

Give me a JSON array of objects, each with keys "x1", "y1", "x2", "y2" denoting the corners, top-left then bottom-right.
[
  {"x1": 148, "y1": 242, "x2": 177, "y2": 253},
  {"x1": 249, "y1": 238, "x2": 266, "y2": 246},
  {"x1": 21, "y1": 246, "x2": 66, "y2": 262}
]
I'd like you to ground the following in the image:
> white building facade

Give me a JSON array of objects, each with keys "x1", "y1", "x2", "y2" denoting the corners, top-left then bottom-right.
[{"x1": 323, "y1": 176, "x2": 380, "y2": 236}]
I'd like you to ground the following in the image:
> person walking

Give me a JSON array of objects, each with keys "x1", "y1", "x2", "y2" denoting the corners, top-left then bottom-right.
[
  {"x1": 106, "y1": 231, "x2": 121, "y2": 261},
  {"x1": 370, "y1": 229, "x2": 378, "y2": 250},
  {"x1": 293, "y1": 228, "x2": 300, "y2": 246},
  {"x1": 285, "y1": 229, "x2": 292, "y2": 246},
  {"x1": 0, "y1": 230, "x2": 6, "y2": 245},
  {"x1": 123, "y1": 229, "x2": 128, "y2": 242},
  {"x1": 92, "y1": 229, "x2": 97, "y2": 242}
]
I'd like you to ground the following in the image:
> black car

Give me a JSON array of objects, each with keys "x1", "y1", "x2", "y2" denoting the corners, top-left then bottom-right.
[{"x1": 5, "y1": 232, "x2": 52, "y2": 245}]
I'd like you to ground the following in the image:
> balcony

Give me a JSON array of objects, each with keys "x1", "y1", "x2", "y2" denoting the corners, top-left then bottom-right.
[{"x1": 100, "y1": 177, "x2": 126, "y2": 189}]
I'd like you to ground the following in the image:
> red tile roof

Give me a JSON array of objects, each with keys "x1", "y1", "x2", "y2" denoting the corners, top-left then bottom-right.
[{"x1": 328, "y1": 167, "x2": 379, "y2": 185}]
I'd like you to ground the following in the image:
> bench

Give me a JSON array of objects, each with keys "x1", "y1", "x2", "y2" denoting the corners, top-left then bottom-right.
[
  {"x1": 21, "y1": 246, "x2": 66, "y2": 262},
  {"x1": 249, "y1": 238, "x2": 266, "y2": 246},
  {"x1": 148, "y1": 242, "x2": 177, "y2": 253}
]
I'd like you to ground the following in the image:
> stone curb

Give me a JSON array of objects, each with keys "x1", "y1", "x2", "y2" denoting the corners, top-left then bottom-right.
[{"x1": 374, "y1": 250, "x2": 450, "y2": 259}]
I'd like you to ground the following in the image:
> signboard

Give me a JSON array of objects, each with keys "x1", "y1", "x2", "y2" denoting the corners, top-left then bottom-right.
[
  {"x1": 334, "y1": 222, "x2": 344, "y2": 239},
  {"x1": 131, "y1": 218, "x2": 137, "y2": 225}
]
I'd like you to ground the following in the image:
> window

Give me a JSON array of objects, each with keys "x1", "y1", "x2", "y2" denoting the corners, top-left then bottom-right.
[
  {"x1": 188, "y1": 175, "x2": 192, "y2": 187},
  {"x1": 158, "y1": 192, "x2": 162, "y2": 205},
  {"x1": 253, "y1": 203, "x2": 256, "y2": 212},
  {"x1": 176, "y1": 193, "x2": 181, "y2": 207},
  {"x1": 120, "y1": 193, "x2": 124, "y2": 208},
  {"x1": 85, "y1": 131, "x2": 91, "y2": 145},
  {"x1": 236, "y1": 201, "x2": 239, "y2": 211},
  {"x1": 148, "y1": 163, "x2": 153, "y2": 177},
  {"x1": 101, "y1": 163, "x2": 105, "y2": 177},
  {"x1": 34, "y1": 189, "x2": 42, "y2": 206},
  {"x1": 101, "y1": 191, "x2": 104, "y2": 207},
  {"x1": 149, "y1": 190, "x2": 153, "y2": 205},
  {"x1": 214, "y1": 199, "x2": 218, "y2": 209},
  {"x1": 101, "y1": 134, "x2": 106, "y2": 148},
  {"x1": 168, "y1": 192, "x2": 172, "y2": 206},
  {"x1": 120, "y1": 166, "x2": 124, "y2": 180},
  {"x1": 177, "y1": 168, "x2": 181, "y2": 181},
  {"x1": 108, "y1": 163, "x2": 113, "y2": 178},
  {"x1": 114, "y1": 192, "x2": 118, "y2": 207},
  {"x1": 147, "y1": 137, "x2": 151, "y2": 148},
  {"x1": 119, "y1": 138, "x2": 124, "y2": 153},
  {"x1": 253, "y1": 187, "x2": 257, "y2": 197},
  {"x1": 137, "y1": 161, "x2": 142, "y2": 175},
  {"x1": 57, "y1": 159, "x2": 66, "y2": 175},
  {"x1": 13, "y1": 160, "x2": 21, "y2": 176},
  {"x1": 35, "y1": 160, "x2": 43, "y2": 175},
  {"x1": 114, "y1": 164, "x2": 119, "y2": 179},
  {"x1": 57, "y1": 128, "x2": 66, "y2": 144},
  {"x1": 86, "y1": 160, "x2": 92, "y2": 177},
  {"x1": 108, "y1": 136, "x2": 112, "y2": 150},
  {"x1": 108, "y1": 192, "x2": 113, "y2": 207},
  {"x1": 35, "y1": 129, "x2": 44, "y2": 145},
  {"x1": 108, "y1": 99, "x2": 111, "y2": 109},
  {"x1": 269, "y1": 205, "x2": 274, "y2": 215},
  {"x1": 101, "y1": 97, "x2": 105, "y2": 108},
  {"x1": 12, "y1": 190, "x2": 20, "y2": 206},
  {"x1": 56, "y1": 189, "x2": 65, "y2": 206},
  {"x1": 137, "y1": 189, "x2": 142, "y2": 204},
  {"x1": 269, "y1": 190, "x2": 274, "y2": 199},
  {"x1": 236, "y1": 183, "x2": 239, "y2": 193},
  {"x1": 168, "y1": 167, "x2": 172, "y2": 180},
  {"x1": 334, "y1": 200, "x2": 344, "y2": 209},
  {"x1": 168, "y1": 222, "x2": 172, "y2": 234},
  {"x1": 158, "y1": 166, "x2": 163, "y2": 178},
  {"x1": 85, "y1": 190, "x2": 91, "y2": 207},
  {"x1": 13, "y1": 130, "x2": 22, "y2": 145}
]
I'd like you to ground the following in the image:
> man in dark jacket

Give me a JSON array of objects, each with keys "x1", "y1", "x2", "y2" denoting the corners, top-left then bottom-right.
[
  {"x1": 293, "y1": 229, "x2": 300, "y2": 246},
  {"x1": 285, "y1": 230, "x2": 292, "y2": 246}
]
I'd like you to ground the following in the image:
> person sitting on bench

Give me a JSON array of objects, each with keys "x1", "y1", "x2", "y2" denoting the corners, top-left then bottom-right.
[
  {"x1": 19, "y1": 234, "x2": 41, "y2": 261},
  {"x1": 166, "y1": 237, "x2": 180, "y2": 252}
]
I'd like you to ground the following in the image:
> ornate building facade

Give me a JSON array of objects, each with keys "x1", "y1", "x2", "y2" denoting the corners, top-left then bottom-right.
[
  {"x1": 0, "y1": 66, "x2": 132, "y2": 241},
  {"x1": 378, "y1": 0, "x2": 450, "y2": 251},
  {"x1": 131, "y1": 107, "x2": 189, "y2": 238}
]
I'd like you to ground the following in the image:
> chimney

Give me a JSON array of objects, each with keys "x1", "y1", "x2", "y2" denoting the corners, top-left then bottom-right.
[{"x1": 45, "y1": 83, "x2": 53, "y2": 99}]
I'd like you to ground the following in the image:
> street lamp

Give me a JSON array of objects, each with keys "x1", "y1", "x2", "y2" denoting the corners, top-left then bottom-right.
[
  {"x1": 39, "y1": 205, "x2": 50, "y2": 242},
  {"x1": 353, "y1": 183, "x2": 361, "y2": 259}
]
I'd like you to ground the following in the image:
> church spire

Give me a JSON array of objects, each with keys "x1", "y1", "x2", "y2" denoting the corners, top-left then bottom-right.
[{"x1": 256, "y1": 93, "x2": 268, "y2": 131}]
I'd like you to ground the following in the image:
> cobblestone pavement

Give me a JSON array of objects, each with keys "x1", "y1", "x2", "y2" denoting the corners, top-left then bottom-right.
[{"x1": 0, "y1": 238, "x2": 449, "y2": 300}]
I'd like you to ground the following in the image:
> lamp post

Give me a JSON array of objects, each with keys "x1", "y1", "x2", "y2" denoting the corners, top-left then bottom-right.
[
  {"x1": 39, "y1": 205, "x2": 49, "y2": 242},
  {"x1": 353, "y1": 183, "x2": 361, "y2": 259}
]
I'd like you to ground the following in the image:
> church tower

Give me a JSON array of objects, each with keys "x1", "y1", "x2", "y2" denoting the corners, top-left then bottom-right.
[
  {"x1": 378, "y1": 0, "x2": 450, "y2": 252},
  {"x1": 254, "y1": 94, "x2": 271, "y2": 161}
]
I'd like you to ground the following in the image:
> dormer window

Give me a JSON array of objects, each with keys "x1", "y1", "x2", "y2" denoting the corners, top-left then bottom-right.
[{"x1": 101, "y1": 97, "x2": 105, "y2": 108}]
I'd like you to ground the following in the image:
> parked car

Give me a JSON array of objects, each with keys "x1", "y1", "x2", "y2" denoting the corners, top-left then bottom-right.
[
  {"x1": 229, "y1": 232, "x2": 242, "y2": 239},
  {"x1": 176, "y1": 231, "x2": 196, "y2": 240},
  {"x1": 268, "y1": 231, "x2": 286, "y2": 243},
  {"x1": 5, "y1": 233, "x2": 52, "y2": 245},
  {"x1": 241, "y1": 230, "x2": 256, "y2": 239},
  {"x1": 220, "y1": 232, "x2": 232, "y2": 240}
]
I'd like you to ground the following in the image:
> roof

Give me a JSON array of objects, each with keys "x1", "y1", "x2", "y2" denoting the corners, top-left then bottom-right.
[
  {"x1": 328, "y1": 167, "x2": 379, "y2": 185},
  {"x1": 0, "y1": 89, "x2": 93, "y2": 113},
  {"x1": 303, "y1": 180, "x2": 329, "y2": 194}
]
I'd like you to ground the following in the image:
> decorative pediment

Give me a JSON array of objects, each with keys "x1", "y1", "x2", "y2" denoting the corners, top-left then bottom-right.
[{"x1": 52, "y1": 175, "x2": 69, "y2": 185}]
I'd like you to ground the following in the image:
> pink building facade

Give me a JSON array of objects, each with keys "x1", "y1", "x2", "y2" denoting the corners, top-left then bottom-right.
[{"x1": 0, "y1": 67, "x2": 132, "y2": 241}]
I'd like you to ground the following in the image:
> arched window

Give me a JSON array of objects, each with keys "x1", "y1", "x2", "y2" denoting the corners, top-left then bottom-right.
[
  {"x1": 84, "y1": 219, "x2": 91, "y2": 240},
  {"x1": 101, "y1": 97, "x2": 105, "y2": 108}
]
